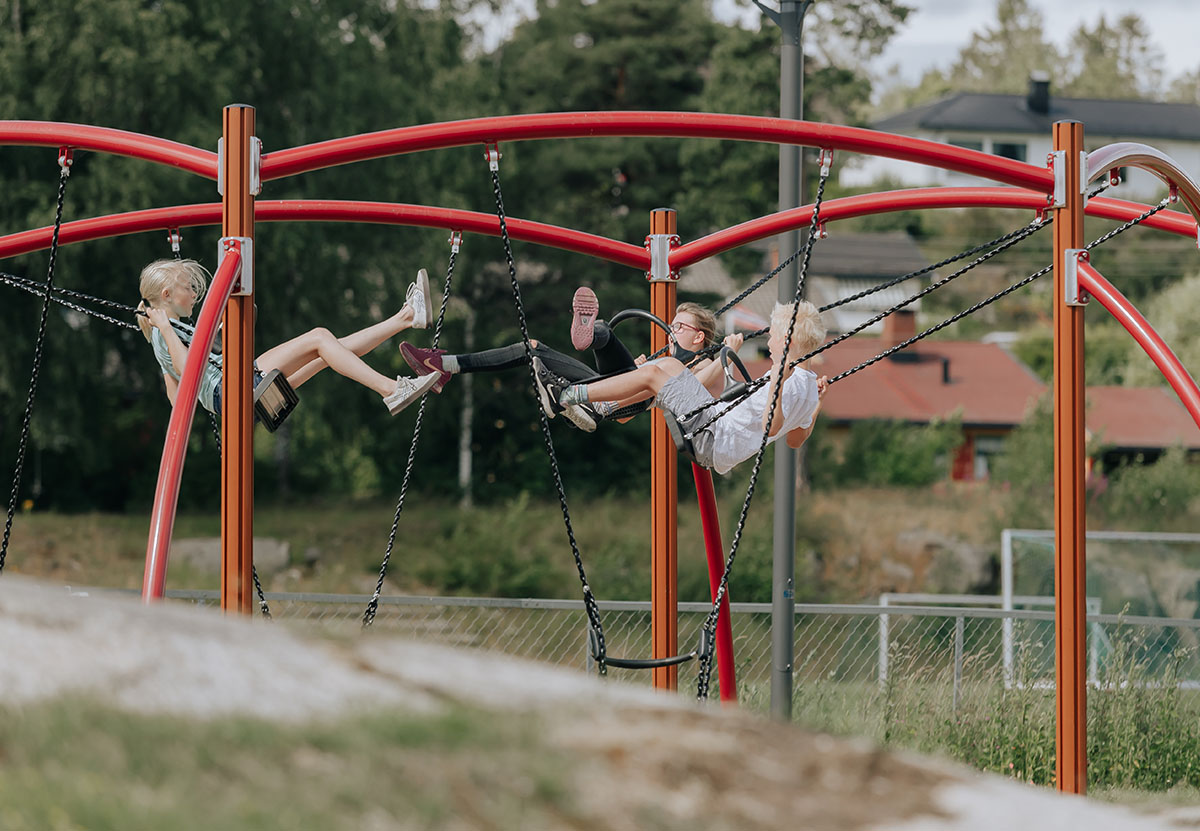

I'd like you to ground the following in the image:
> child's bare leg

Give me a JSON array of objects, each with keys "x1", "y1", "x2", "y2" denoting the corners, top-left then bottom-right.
[
  {"x1": 257, "y1": 327, "x2": 395, "y2": 397},
  {"x1": 280, "y1": 306, "x2": 416, "y2": 388},
  {"x1": 577, "y1": 357, "x2": 686, "y2": 402}
]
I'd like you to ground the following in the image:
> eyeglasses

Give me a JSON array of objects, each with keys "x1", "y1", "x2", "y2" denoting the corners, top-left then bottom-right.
[{"x1": 670, "y1": 320, "x2": 701, "y2": 335}]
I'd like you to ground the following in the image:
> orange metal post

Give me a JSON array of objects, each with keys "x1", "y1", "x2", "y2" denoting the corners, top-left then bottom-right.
[
  {"x1": 649, "y1": 208, "x2": 678, "y2": 690},
  {"x1": 221, "y1": 105, "x2": 256, "y2": 615},
  {"x1": 1052, "y1": 120, "x2": 1087, "y2": 793}
]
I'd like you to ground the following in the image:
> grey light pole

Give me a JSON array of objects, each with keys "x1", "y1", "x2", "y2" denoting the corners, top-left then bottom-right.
[{"x1": 754, "y1": 0, "x2": 812, "y2": 721}]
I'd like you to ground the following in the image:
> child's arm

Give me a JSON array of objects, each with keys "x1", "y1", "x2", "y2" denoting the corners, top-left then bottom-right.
[
  {"x1": 162, "y1": 373, "x2": 179, "y2": 406},
  {"x1": 148, "y1": 308, "x2": 190, "y2": 377},
  {"x1": 762, "y1": 358, "x2": 795, "y2": 437},
  {"x1": 691, "y1": 333, "x2": 744, "y2": 396},
  {"x1": 785, "y1": 375, "x2": 828, "y2": 448}
]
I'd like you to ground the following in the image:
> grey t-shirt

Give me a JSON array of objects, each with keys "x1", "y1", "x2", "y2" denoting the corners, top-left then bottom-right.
[{"x1": 150, "y1": 320, "x2": 222, "y2": 414}]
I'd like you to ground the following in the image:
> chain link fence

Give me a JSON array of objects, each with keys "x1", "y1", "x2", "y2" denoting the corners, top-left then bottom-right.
[{"x1": 163, "y1": 590, "x2": 1200, "y2": 707}]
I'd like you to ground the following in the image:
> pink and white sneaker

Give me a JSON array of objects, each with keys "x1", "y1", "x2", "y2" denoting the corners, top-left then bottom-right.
[{"x1": 570, "y1": 286, "x2": 599, "y2": 351}]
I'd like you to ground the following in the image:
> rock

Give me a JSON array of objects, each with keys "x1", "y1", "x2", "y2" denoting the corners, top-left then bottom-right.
[{"x1": 169, "y1": 537, "x2": 290, "y2": 574}]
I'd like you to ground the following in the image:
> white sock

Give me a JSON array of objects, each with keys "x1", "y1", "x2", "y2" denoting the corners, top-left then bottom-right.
[{"x1": 442, "y1": 354, "x2": 460, "y2": 373}]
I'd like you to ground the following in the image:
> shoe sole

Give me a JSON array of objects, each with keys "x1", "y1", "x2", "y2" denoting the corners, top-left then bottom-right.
[
  {"x1": 387, "y1": 372, "x2": 440, "y2": 415},
  {"x1": 561, "y1": 404, "x2": 596, "y2": 432},
  {"x1": 570, "y1": 287, "x2": 598, "y2": 351},
  {"x1": 531, "y1": 357, "x2": 557, "y2": 419},
  {"x1": 416, "y1": 268, "x2": 433, "y2": 329},
  {"x1": 400, "y1": 342, "x2": 450, "y2": 394}
]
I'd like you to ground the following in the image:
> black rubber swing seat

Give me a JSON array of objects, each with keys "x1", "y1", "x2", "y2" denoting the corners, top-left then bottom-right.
[{"x1": 589, "y1": 626, "x2": 712, "y2": 670}]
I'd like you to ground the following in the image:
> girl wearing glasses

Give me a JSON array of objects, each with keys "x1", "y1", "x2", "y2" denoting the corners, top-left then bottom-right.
[{"x1": 396, "y1": 289, "x2": 727, "y2": 431}]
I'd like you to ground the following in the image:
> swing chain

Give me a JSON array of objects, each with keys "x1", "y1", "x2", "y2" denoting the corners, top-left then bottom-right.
[
  {"x1": 696, "y1": 158, "x2": 831, "y2": 701},
  {"x1": 363, "y1": 238, "x2": 461, "y2": 628},
  {"x1": 1, "y1": 151, "x2": 73, "y2": 573},
  {"x1": 487, "y1": 160, "x2": 609, "y2": 673}
]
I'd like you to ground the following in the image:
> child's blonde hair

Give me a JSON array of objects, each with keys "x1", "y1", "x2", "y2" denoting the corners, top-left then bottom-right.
[
  {"x1": 675, "y1": 301, "x2": 718, "y2": 348},
  {"x1": 136, "y1": 258, "x2": 209, "y2": 342},
  {"x1": 770, "y1": 300, "x2": 826, "y2": 361}
]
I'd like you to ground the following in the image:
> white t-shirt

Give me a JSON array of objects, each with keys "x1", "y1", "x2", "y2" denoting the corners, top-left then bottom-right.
[{"x1": 708, "y1": 368, "x2": 820, "y2": 474}]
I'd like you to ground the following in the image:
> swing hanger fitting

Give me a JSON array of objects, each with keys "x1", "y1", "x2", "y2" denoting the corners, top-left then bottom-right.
[
  {"x1": 484, "y1": 142, "x2": 501, "y2": 172},
  {"x1": 817, "y1": 147, "x2": 833, "y2": 178},
  {"x1": 448, "y1": 229, "x2": 463, "y2": 254},
  {"x1": 57, "y1": 147, "x2": 74, "y2": 176}
]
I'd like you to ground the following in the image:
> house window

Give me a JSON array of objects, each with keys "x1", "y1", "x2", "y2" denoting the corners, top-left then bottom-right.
[
  {"x1": 993, "y1": 142, "x2": 1027, "y2": 162},
  {"x1": 974, "y1": 435, "x2": 1006, "y2": 479},
  {"x1": 950, "y1": 139, "x2": 983, "y2": 152}
]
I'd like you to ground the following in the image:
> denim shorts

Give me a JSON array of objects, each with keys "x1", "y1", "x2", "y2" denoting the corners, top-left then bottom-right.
[{"x1": 211, "y1": 363, "x2": 264, "y2": 417}]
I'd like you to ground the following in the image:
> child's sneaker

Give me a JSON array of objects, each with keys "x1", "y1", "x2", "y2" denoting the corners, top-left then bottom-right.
[
  {"x1": 399, "y1": 342, "x2": 452, "y2": 393},
  {"x1": 405, "y1": 269, "x2": 434, "y2": 329},
  {"x1": 383, "y1": 372, "x2": 439, "y2": 415},
  {"x1": 570, "y1": 286, "x2": 599, "y2": 351},
  {"x1": 532, "y1": 357, "x2": 595, "y2": 432}
]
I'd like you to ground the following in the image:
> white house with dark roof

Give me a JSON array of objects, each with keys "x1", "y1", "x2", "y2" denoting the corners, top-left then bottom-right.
[{"x1": 842, "y1": 75, "x2": 1200, "y2": 201}]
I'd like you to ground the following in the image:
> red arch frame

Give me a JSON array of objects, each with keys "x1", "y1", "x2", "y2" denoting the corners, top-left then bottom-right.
[{"x1": 3, "y1": 114, "x2": 1199, "y2": 715}]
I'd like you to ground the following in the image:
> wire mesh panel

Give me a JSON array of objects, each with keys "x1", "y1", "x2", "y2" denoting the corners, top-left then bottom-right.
[{"x1": 159, "y1": 590, "x2": 1200, "y2": 706}]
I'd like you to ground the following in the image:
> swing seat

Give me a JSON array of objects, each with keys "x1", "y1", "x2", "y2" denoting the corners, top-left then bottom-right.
[{"x1": 253, "y1": 369, "x2": 299, "y2": 432}]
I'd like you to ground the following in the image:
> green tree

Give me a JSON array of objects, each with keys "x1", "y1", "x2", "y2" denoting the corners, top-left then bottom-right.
[
  {"x1": 1120, "y1": 270, "x2": 1200, "y2": 387},
  {"x1": 1062, "y1": 14, "x2": 1164, "y2": 100}
]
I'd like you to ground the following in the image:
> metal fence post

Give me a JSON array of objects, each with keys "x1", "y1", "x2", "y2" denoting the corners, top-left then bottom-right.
[{"x1": 878, "y1": 594, "x2": 890, "y2": 687}]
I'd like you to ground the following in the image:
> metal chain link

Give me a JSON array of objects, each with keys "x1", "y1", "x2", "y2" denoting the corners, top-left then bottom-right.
[
  {"x1": 2, "y1": 154, "x2": 72, "y2": 573},
  {"x1": 486, "y1": 154, "x2": 609, "y2": 673},
  {"x1": 696, "y1": 165, "x2": 830, "y2": 700},
  {"x1": 363, "y1": 242, "x2": 460, "y2": 628}
]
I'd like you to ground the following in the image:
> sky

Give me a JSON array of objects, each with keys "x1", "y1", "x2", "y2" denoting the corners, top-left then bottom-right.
[{"x1": 713, "y1": 0, "x2": 1198, "y2": 86}]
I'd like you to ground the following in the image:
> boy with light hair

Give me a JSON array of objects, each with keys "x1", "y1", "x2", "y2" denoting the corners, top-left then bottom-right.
[{"x1": 539, "y1": 300, "x2": 829, "y2": 474}]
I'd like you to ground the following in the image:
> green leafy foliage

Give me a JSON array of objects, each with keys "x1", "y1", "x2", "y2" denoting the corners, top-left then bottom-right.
[{"x1": 812, "y1": 415, "x2": 962, "y2": 488}]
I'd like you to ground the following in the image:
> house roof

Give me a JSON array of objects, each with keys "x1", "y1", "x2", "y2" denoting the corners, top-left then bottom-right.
[
  {"x1": 874, "y1": 93, "x2": 1200, "y2": 142},
  {"x1": 1085, "y1": 386, "x2": 1200, "y2": 450},
  {"x1": 729, "y1": 232, "x2": 932, "y2": 333},
  {"x1": 740, "y1": 335, "x2": 1200, "y2": 451},
  {"x1": 809, "y1": 337, "x2": 1044, "y2": 427}
]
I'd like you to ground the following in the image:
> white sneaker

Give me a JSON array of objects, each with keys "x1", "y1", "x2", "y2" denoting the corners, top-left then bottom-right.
[
  {"x1": 383, "y1": 371, "x2": 439, "y2": 415},
  {"x1": 405, "y1": 269, "x2": 434, "y2": 329}
]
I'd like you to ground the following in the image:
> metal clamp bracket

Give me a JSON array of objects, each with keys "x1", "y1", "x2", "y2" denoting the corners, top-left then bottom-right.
[
  {"x1": 645, "y1": 233, "x2": 681, "y2": 282},
  {"x1": 1108, "y1": 167, "x2": 1121, "y2": 187},
  {"x1": 484, "y1": 143, "x2": 501, "y2": 172},
  {"x1": 217, "y1": 136, "x2": 263, "y2": 197},
  {"x1": 219, "y1": 236, "x2": 254, "y2": 296},
  {"x1": 1079, "y1": 150, "x2": 1089, "y2": 207},
  {"x1": 1049, "y1": 151, "x2": 1066, "y2": 208},
  {"x1": 167, "y1": 228, "x2": 183, "y2": 256},
  {"x1": 448, "y1": 229, "x2": 463, "y2": 254},
  {"x1": 1064, "y1": 248, "x2": 1089, "y2": 307}
]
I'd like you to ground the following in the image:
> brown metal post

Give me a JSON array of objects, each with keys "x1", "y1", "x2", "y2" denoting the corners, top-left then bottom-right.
[
  {"x1": 649, "y1": 208, "x2": 678, "y2": 690},
  {"x1": 1052, "y1": 120, "x2": 1087, "y2": 793},
  {"x1": 221, "y1": 105, "x2": 256, "y2": 615}
]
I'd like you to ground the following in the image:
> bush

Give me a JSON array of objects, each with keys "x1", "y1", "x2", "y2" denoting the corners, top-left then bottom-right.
[{"x1": 825, "y1": 416, "x2": 962, "y2": 488}]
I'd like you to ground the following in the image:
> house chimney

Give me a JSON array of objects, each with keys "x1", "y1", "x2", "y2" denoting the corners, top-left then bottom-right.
[
  {"x1": 882, "y1": 309, "x2": 916, "y2": 347},
  {"x1": 1027, "y1": 71, "x2": 1050, "y2": 115}
]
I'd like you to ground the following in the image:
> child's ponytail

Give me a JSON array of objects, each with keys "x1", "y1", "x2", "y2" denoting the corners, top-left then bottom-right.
[{"x1": 136, "y1": 300, "x2": 154, "y2": 342}]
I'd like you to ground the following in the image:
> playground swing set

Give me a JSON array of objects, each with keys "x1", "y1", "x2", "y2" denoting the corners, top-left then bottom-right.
[{"x1": 1, "y1": 109, "x2": 1200, "y2": 794}]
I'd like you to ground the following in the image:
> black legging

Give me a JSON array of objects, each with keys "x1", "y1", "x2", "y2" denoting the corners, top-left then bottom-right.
[{"x1": 454, "y1": 320, "x2": 636, "y2": 382}]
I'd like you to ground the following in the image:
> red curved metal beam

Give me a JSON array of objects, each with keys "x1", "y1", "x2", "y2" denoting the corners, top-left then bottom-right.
[
  {"x1": 692, "y1": 463, "x2": 736, "y2": 704},
  {"x1": 1077, "y1": 260, "x2": 1200, "y2": 430},
  {"x1": 261, "y1": 112, "x2": 1054, "y2": 192},
  {"x1": 142, "y1": 246, "x2": 242, "y2": 601},
  {"x1": 676, "y1": 189, "x2": 1197, "y2": 268},
  {"x1": 2, "y1": 192, "x2": 1193, "y2": 274},
  {"x1": 0, "y1": 121, "x2": 216, "y2": 179},
  {"x1": 0, "y1": 201, "x2": 647, "y2": 269}
]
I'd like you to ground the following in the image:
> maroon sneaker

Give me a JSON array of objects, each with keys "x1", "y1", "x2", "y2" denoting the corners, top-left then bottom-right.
[
  {"x1": 570, "y1": 286, "x2": 599, "y2": 351},
  {"x1": 399, "y1": 342, "x2": 452, "y2": 393}
]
